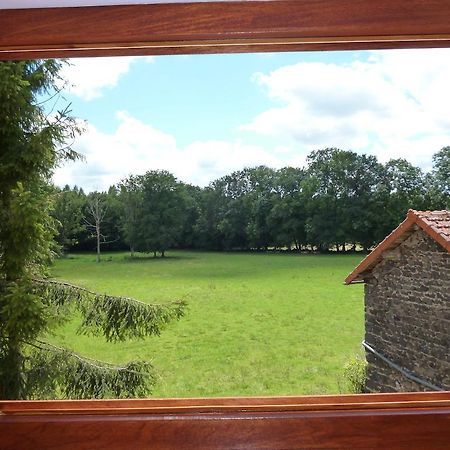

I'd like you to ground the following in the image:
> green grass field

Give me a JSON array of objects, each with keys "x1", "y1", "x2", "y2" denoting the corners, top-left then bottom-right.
[{"x1": 49, "y1": 251, "x2": 365, "y2": 397}]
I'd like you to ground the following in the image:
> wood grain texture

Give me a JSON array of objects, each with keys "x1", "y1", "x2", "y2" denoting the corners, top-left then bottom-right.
[
  {"x1": 2, "y1": 392, "x2": 450, "y2": 449},
  {"x1": 1, "y1": 2, "x2": 450, "y2": 448},
  {"x1": 2, "y1": 391, "x2": 450, "y2": 414},
  {"x1": 1, "y1": 0, "x2": 450, "y2": 59}
]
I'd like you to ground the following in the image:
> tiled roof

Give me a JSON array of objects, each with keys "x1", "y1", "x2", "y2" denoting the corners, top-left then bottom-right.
[
  {"x1": 345, "y1": 209, "x2": 450, "y2": 285},
  {"x1": 414, "y1": 210, "x2": 450, "y2": 245}
]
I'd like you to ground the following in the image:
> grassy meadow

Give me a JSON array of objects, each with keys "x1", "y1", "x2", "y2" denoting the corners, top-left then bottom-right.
[{"x1": 49, "y1": 250, "x2": 364, "y2": 397}]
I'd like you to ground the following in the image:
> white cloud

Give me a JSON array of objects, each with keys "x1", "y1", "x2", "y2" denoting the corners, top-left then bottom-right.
[
  {"x1": 53, "y1": 112, "x2": 281, "y2": 191},
  {"x1": 54, "y1": 49, "x2": 450, "y2": 191},
  {"x1": 242, "y1": 49, "x2": 450, "y2": 169},
  {"x1": 60, "y1": 56, "x2": 152, "y2": 100}
]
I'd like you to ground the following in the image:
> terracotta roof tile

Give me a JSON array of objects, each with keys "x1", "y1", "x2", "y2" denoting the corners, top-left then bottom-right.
[
  {"x1": 415, "y1": 210, "x2": 450, "y2": 242},
  {"x1": 345, "y1": 209, "x2": 450, "y2": 285}
]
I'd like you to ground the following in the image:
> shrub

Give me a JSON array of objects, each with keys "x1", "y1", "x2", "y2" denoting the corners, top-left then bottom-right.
[{"x1": 341, "y1": 355, "x2": 367, "y2": 393}]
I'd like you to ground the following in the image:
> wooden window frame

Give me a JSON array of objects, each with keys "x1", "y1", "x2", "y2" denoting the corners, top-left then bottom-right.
[
  {"x1": 1, "y1": 0, "x2": 450, "y2": 59},
  {"x1": 1, "y1": 1, "x2": 450, "y2": 448},
  {"x1": 2, "y1": 392, "x2": 450, "y2": 449}
]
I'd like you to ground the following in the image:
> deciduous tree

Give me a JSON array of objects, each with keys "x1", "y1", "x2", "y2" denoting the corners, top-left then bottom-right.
[
  {"x1": 52, "y1": 185, "x2": 86, "y2": 253},
  {"x1": 134, "y1": 170, "x2": 187, "y2": 257},
  {"x1": 427, "y1": 146, "x2": 450, "y2": 209}
]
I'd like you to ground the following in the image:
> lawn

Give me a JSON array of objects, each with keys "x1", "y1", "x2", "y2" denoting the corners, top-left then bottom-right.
[{"x1": 49, "y1": 250, "x2": 365, "y2": 397}]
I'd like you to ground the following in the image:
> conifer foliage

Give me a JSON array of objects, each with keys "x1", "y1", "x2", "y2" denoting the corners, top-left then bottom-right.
[{"x1": 0, "y1": 60, "x2": 186, "y2": 400}]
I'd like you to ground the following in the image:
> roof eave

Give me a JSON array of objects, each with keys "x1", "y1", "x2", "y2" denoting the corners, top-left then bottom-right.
[{"x1": 344, "y1": 210, "x2": 417, "y2": 285}]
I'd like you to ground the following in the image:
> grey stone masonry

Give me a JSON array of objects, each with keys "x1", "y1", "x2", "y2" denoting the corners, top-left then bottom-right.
[{"x1": 364, "y1": 228, "x2": 450, "y2": 392}]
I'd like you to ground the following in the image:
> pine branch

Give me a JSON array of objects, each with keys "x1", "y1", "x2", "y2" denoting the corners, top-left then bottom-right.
[
  {"x1": 31, "y1": 339, "x2": 153, "y2": 375},
  {"x1": 32, "y1": 278, "x2": 187, "y2": 342},
  {"x1": 24, "y1": 340, "x2": 156, "y2": 399}
]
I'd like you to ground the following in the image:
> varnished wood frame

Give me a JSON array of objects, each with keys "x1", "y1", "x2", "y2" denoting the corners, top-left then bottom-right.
[
  {"x1": 1, "y1": 1, "x2": 450, "y2": 448},
  {"x1": 2, "y1": 392, "x2": 450, "y2": 449},
  {"x1": 1, "y1": 0, "x2": 450, "y2": 59}
]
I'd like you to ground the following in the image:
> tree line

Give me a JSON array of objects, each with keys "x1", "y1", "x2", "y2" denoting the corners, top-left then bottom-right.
[{"x1": 54, "y1": 146, "x2": 449, "y2": 258}]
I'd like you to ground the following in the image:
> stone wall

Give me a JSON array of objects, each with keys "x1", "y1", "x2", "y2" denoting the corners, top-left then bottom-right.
[{"x1": 364, "y1": 227, "x2": 450, "y2": 392}]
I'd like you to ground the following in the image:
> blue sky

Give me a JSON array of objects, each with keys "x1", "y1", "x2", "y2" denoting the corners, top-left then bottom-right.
[
  {"x1": 64, "y1": 52, "x2": 352, "y2": 145},
  {"x1": 53, "y1": 49, "x2": 450, "y2": 191}
]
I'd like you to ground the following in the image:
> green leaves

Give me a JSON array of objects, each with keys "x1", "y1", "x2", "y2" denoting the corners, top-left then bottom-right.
[
  {"x1": 0, "y1": 277, "x2": 49, "y2": 399},
  {"x1": 0, "y1": 281, "x2": 48, "y2": 343},
  {"x1": 80, "y1": 294, "x2": 186, "y2": 342},
  {"x1": 120, "y1": 171, "x2": 188, "y2": 256},
  {"x1": 1, "y1": 183, "x2": 57, "y2": 279},
  {"x1": 34, "y1": 278, "x2": 186, "y2": 342},
  {"x1": 430, "y1": 147, "x2": 450, "y2": 207},
  {"x1": 24, "y1": 276, "x2": 186, "y2": 398},
  {"x1": 12, "y1": 278, "x2": 186, "y2": 398},
  {"x1": 341, "y1": 356, "x2": 367, "y2": 394},
  {"x1": 25, "y1": 341, "x2": 156, "y2": 399}
]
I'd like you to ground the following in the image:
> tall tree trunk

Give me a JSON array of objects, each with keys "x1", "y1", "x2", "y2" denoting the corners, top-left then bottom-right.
[
  {"x1": 96, "y1": 224, "x2": 101, "y2": 263},
  {"x1": 161, "y1": 250, "x2": 165, "y2": 258}
]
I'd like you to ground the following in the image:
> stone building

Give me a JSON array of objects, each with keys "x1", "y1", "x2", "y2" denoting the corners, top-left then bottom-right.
[{"x1": 345, "y1": 210, "x2": 450, "y2": 392}]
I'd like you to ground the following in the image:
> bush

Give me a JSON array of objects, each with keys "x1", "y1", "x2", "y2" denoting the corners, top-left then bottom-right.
[{"x1": 341, "y1": 355, "x2": 367, "y2": 393}]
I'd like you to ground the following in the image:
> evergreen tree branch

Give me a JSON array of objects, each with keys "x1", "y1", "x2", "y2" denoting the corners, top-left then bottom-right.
[
  {"x1": 24, "y1": 339, "x2": 156, "y2": 399},
  {"x1": 32, "y1": 278, "x2": 187, "y2": 342},
  {"x1": 29, "y1": 339, "x2": 153, "y2": 375}
]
